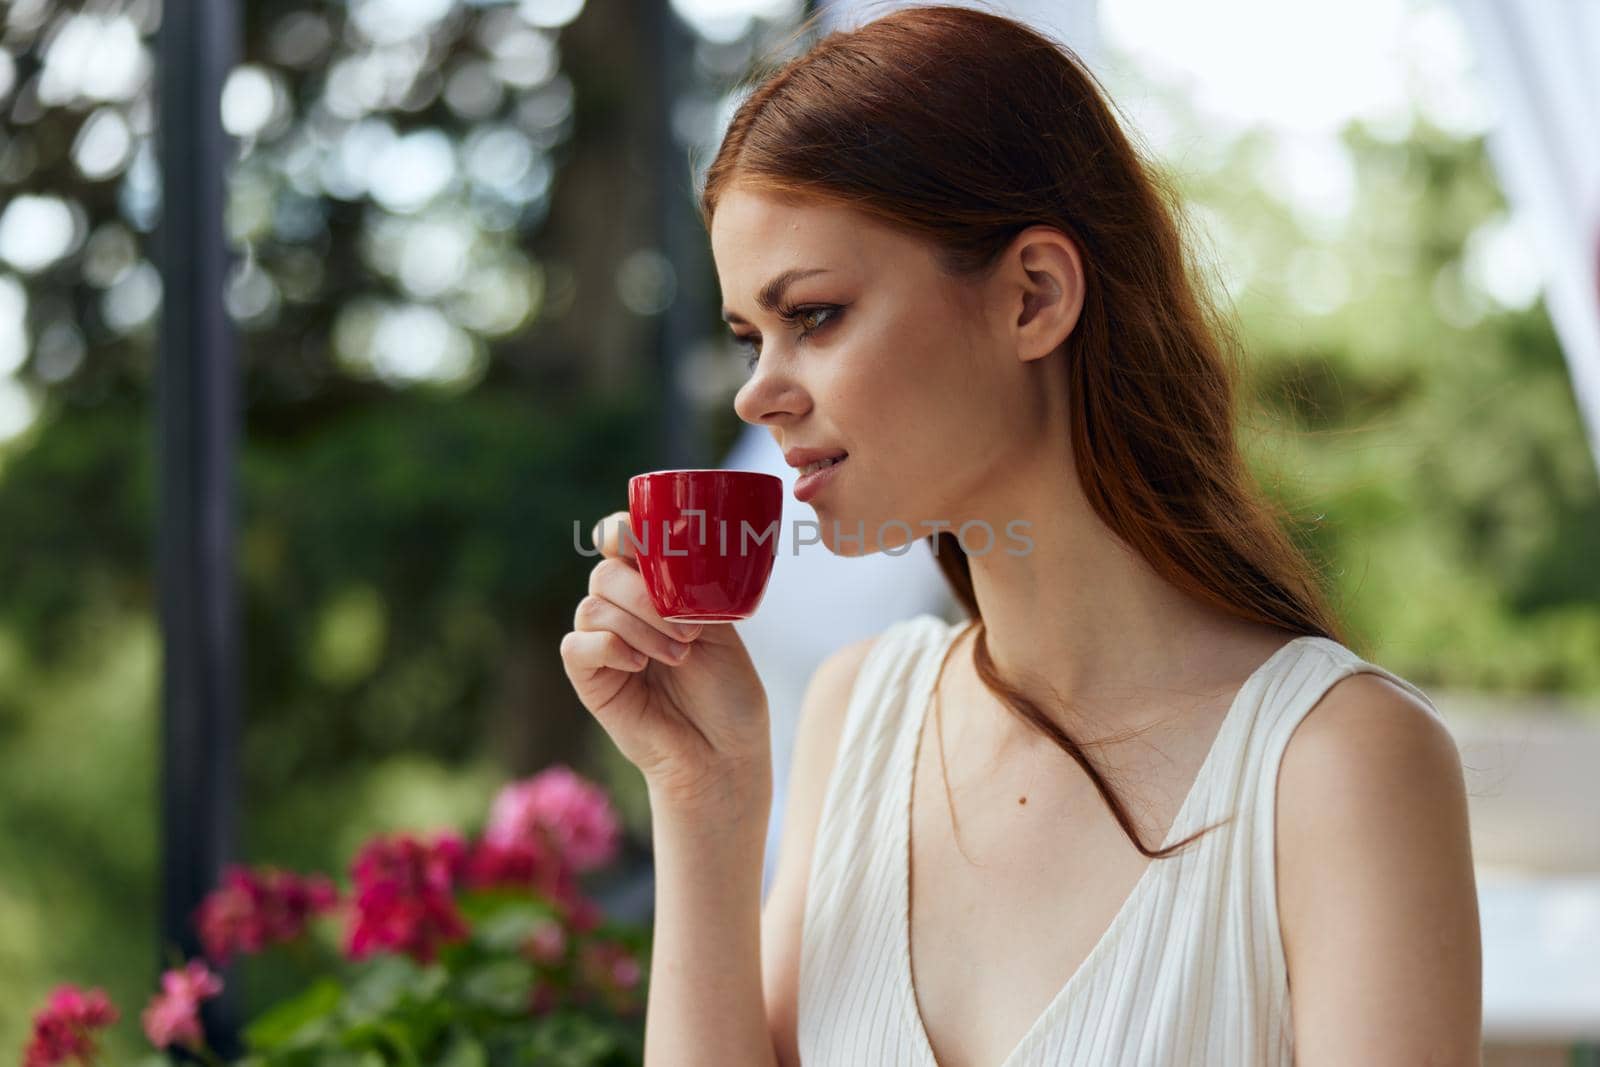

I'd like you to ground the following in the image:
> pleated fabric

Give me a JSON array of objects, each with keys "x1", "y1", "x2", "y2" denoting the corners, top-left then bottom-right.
[{"x1": 796, "y1": 613, "x2": 1444, "y2": 1066}]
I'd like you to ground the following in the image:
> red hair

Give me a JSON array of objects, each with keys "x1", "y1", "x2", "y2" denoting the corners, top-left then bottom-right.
[{"x1": 699, "y1": 4, "x2": 1347, "y2": 858}]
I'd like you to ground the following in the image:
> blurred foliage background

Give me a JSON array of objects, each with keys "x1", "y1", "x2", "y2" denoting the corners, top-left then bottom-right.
[{"x1": 1, "y1": 0, "x2": 1597, "y2": 1057}]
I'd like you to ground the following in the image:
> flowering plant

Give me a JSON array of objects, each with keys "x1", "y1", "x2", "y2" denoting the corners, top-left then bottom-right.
[{"x1": 21, "y1": 766, "x2": 649, "y2": 1066}]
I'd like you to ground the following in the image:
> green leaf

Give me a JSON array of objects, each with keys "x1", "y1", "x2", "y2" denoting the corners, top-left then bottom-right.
[
  {"x1": 344, "y1": 955, "x2": 447, "y2": 1020},
  {"x1": 246, "y1": 979, "x2": 345, "y2": 1051},
  {"x1": 457, "y1": 887, "x2": 552, "y2": 920},
  {"x1": 511, "y1": 1011, "x2": 629, "y2": 1066},
  {"x1": 437, "y1": 1030, "x2": 488, "y2": 1067},
  {"x1": 471, "y1": 902, "x2": 554, "y2": 953},
  {"x1": 333, "y1": 1019, "x2": 404, "y2": 1064},
  {"x1": 309, "y1": 1052, "x2": 386, "y2": 1067},
  {"x1": 411, "y1": 962, "x2": 450, "y2": 1001},
  {"x1": 458, "y1": 958, "x2": 537, "y2": 1014}
]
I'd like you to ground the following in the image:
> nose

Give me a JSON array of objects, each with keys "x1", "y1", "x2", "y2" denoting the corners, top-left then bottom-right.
[{"x1": 733, "y1": 358, "x2": 810, "y2": 427}]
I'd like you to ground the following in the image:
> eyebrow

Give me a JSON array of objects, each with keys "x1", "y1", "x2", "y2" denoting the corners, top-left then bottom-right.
[{"x1": 721, "y1": 268, "x2": 832, "y2": 325}]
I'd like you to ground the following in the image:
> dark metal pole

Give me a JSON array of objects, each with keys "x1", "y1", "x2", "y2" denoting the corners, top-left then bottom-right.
[
  {"x1": 155, "y1": 0, "x2": 242, "y2": 1050},
  {"x1": 648, "y1": 0, "x2": 702, "y2": 470}
]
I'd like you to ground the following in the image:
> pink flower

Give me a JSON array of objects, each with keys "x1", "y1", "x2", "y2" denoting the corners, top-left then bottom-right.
[
  {"x1": 577, "y1": 939, "x2": 644, "y2": 1015},
  {"x1": 195, "y1": 864, "x2": 340, "y2": 963},
  {"x1": 579, "y1": 940, "x2": 642, "y2": 991},
  {"x1": 344, "y1": 832, "x2": 469, "y2": 963},
  {"x1": 141, "y1": 962, "x2": 223, "y2": 1051},
  {"x1": 528, "y1": 975, "x2": 561, "y2": 1016},
  {"x1": 22, "y1": 985, "x2": 118, "y2": 1067},
  {"x1": 523, "y1": 917, "x2": 568, "y2": 965},
  {"x1": 464, "y1": 835, "x2": 554, "y2": 888},
  {"x1": 560, "y1": 893, "x2": 604, "y2": 935},
  {"x1": 486, "y1": 766, "x2": 621, "y2": 874}
]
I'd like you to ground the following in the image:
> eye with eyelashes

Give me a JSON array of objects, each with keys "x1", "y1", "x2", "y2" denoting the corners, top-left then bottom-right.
[{"x1": 731, "y1": 303, "x2": 843, "y2": 374}]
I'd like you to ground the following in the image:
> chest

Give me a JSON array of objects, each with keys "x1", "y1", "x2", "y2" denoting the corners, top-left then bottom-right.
[{"x1": 905, "y1": 717, "x2": 1210, "y2": 1067}]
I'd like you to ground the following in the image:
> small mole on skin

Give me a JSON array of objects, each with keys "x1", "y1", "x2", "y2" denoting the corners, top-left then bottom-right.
[{"x1": 1018, "y1": 796, "x2": 1027, "y2": 805}]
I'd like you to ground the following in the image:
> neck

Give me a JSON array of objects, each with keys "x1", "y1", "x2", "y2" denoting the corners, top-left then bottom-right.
[{"x1": 950, "y1": 450, "x2": 1286, "y2": 755}]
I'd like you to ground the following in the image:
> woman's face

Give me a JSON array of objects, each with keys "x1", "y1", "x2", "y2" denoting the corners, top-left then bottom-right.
[{"x1": 711, "y1": 186, "x2": 1064, "y2": 556}]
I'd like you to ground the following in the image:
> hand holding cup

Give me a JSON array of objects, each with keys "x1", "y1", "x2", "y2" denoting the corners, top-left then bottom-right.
[{"x1": 560, "y1": 508, "x2": 774, "y2": 814}]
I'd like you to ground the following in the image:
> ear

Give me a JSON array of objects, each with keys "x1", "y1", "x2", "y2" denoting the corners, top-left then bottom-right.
[{"x1": 994, "y1": 226, "x2": 1085, "y2": 363}]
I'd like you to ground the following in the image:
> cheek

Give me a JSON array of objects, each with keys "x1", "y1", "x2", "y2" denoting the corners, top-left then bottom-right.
[
  {"x1": 813, "y1": 304, "x2": 999, "y2": 494},
  {"x1": 835, "y1": 345, "x2": 979, "y2": 495}
]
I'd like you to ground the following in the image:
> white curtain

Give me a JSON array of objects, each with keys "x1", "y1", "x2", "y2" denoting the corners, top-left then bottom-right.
[{"x1": 1453, "y1": 0, "x2": 1600, "y2": 473}]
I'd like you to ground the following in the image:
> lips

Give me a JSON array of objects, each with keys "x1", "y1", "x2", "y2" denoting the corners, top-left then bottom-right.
[
  {"x1": 798, "y1": 453, "x2": 847, "y2": 476},
  {"x1": 793, "y1": 453, "x2": 846, "y2": 503},
  {"x1": 783, "y1": 445, "x2": 849, "y2": 472}
]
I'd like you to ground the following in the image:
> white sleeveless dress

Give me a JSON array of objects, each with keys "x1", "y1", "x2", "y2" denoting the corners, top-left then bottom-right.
[{"x1": 796, "y1": 613, "x2": 1445, "y2": 1066}]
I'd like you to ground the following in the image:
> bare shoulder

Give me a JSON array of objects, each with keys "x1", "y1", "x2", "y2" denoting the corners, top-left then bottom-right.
[
  {"x1": 1280, "y1": 670, "x2": 1462, "y2": 803},
  {"x1": 759, "y1": 628, "x2": 883, "y2": 1067},
  {"x1": 778, "y1": 632, "x2": 881, "y2": 812},
  {"x1": 1275, "y1": 668, "x2": 1483, "y2": 1065},
  {"x1": 806, "y1": 632, "x2": 882, "y2": 724},
  {"x1": 788, "y1": 631, "x2": 883, "y2": 782}
]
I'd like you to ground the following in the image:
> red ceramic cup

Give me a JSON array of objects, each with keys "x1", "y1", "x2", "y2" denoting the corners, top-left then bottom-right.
[{"x1": 626, "y1": 469, "x2": 784, "y2": 623}]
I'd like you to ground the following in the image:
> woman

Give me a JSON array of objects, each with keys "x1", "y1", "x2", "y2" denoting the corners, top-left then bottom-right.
[{"x1": 560, "y1": 6, "x2": 1481, "y2": 1065}]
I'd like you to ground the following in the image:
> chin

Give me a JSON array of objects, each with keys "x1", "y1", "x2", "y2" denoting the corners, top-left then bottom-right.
[
  {"x1": 826, "y1": 533, "x2": 870, "y2": 559},
  {"x1": 808, "y1": 509, "x2": 853, "y2": 557},
  {"x1": 811, "y1": 508, "x2": 921, "y2": 558}
]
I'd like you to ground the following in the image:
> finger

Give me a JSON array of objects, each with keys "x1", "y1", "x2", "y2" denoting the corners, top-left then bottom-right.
[
  {"x1": 590, "y1": 511, "x2": 639, "y2": 563},
  {"x1": 588, "y1": 556, "x2": 703, "y2": 643},
  {"x1": 574, "y1": 594, "x2": 694, "y2": 666},
  {"x1": 561, "y1": 628, "x2": 649, "y2": 675}
]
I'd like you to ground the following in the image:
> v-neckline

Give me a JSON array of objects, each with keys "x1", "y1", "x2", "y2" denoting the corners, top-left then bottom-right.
[{"x1": 897, "y1": 625, "x2": 1312, "y2": 1067}]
